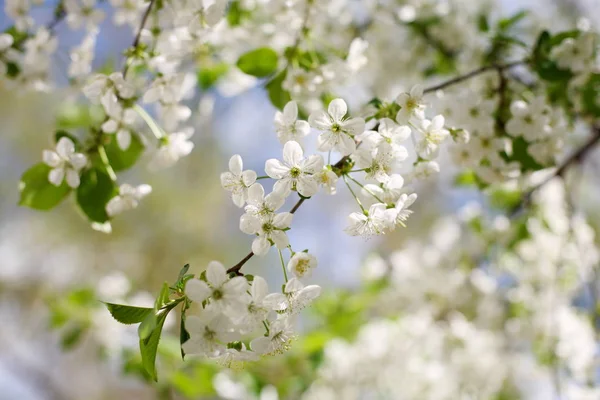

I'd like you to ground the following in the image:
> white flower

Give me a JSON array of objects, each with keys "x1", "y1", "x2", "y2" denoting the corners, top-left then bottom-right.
[
  {"x1": 110, "y1": 0, "x2": 145, "y2": 27},
  {"x1": 68, "y1": 31, "x2": 97, "y2": 79},
  {"x1": 551, "y1": 32, "x2": 597, "y2": 72},
  {"x1": 220, "y1": 155, "x2": 257, "y2": 208},
  {"x1": 361, "y1": 118, "x2": 411, "y2": 156},
  {"x1": 354, "y1": 142, "x2": 400, "y2": 184},
  {"x1": 415, "y1": 115, "x2": 449, "y2": 159},
  {"x1": 216, "y1": 343, "x2": 260, "y2": 367},
  {"x1": 100, "y1": 94, "x2": 137, "y2": 150},
  {"x1": 42, "y1": 137, "x2": 87, "y2": 188},
  {"x1": 242, "y1": 183, "x2": 285, "y2": 219},
  {"x1": 265, "y1": 141, "x2": 324, "y2": 197},
  {"x1": 83, "y1": 72, "x2": 135, "y2": 103},
  {"x1": 309, "y1": 99, "x2": 365, "y2": 156},
  {"x1": 150, "y1": 129, "x2": 195, "y2": 169},
  {"x1": 315, "y1": 167, "x2": 339, "y2": 195},
  {"x1": 287, "y1": 252, "x2": 317, "y2": 278},
  {"x1": 64, "y1": 0, "x2": 105, "y2": 30},
  {"x1": 362, "y1": 174, "x2": 405, "y2": 205},
  {"x1": 346, "y1": 38, "x2": 369, "y2": 72},
  {"x1": 505, "y1": 98, "x2": 549, "y2": 141},
  {"x1": 232, "y1": 276, "x2": 286, "y2": 333},
  {"x1": 384, "y1": 193, "x2": 417, "y2": 229},
  {"x1": 105, "y1": 184, "x2": 152, "y2": 217},
  {"x1": 274, "y1": 101, "x2": 311, "y2": 145},
  {"x1": 185, "y1": 261, "x2": 249, "y2": 314},
  {"x1": 344, "y1": 203, "x2": 389, "y2": 237},
  {"x1": 282, "y1": 278, "x2": 321, "y2": 314},
  {"x1": 240, "y1": 210, "x2": 293, "y2": 256},
  {"x1": 411, "y1": 161, "x2": 440, "y2": 180},
  {"x1": 396, "y1": 85, "x2": 426, "y2": 123},
  {"x1": 250, "y1": 315, "x2": 295, "y2": 355},
  {"x1": 181, "y1": 306, "x2": 238, "y2": 358}
]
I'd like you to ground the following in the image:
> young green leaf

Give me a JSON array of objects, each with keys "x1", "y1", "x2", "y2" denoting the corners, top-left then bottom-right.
[
  {"x1": 140, "y1": 309, "x2": 169, "y2": 381},
  {"x1": 104, "y1": 303, "x2": 154, "y2": 325},
  {"x1": 266, "y1": 69, "x2": 291, "y2": 110},
  {"x1": 19, "y1": 163, "x2": 71, "y2": 210},
  {"x1": 76, "y1": 167, "x2": 118, "y2": 223},
  {"x1": 138, "y1": 312, "x2": 158, "y2": 341},
  {"x1": 197, "y1": 63, "x2": 229, "y2": 90},
  {"x1": 180, "y1": 303, "x2": 191, "y2": 360},
  {"x1": 104, "y1": 133, "x2": 145, "y2": 172},
  {"x1": 237, "y1": 47, "x2": 278, "y2": 77},
  {"x1": 155, "y1": 282, "x2": 171, "y2": 309}
]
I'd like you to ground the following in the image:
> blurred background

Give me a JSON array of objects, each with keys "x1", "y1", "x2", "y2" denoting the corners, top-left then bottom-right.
[{"x1": 1, "y1": 0, "x2": 600, "y2": 399}]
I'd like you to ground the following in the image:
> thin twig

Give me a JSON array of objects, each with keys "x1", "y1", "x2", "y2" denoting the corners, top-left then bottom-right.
[
  {"x1": 423, "y1": 60, "x2": 526, "y2": 94},
  {"x1": 122, "y1": 0, "x2": 158, "y2": 76},
  {"x1": 510, "y1": 125, "x2": 600, "y2": 216}
]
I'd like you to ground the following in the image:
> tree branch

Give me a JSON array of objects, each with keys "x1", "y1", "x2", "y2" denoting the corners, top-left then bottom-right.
[
  {"x1": 122, "y1": 0, "x2": 158, "y2": 76},
  {"x1": 423, "y1": 60, "x2": 526, "y2": 94},
  {"x1": 511, "y1": 125, "x2": 600, "y2": 216}
]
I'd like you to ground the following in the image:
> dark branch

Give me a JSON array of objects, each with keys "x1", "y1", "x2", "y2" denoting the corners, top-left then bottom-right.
[{"x1": 122, "y1": 0, "x2": 157, "y2": 76}]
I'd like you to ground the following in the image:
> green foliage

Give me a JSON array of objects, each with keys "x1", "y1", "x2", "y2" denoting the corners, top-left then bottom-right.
[
  {"x1": 266, "y1": 70, "x2": 291, "y2": 110},
  {"x1": 170, "y1": 364, "x2": 218, "y2": 397},
  {"x1": 581, "y1": 73, "x2": 600, "y2": 117},
  {"x1": 227, "y1": 1, "x2": 251, "y2": 26},
  {"x1": 76, "y1": 167, "x2": 118, "y2": 223},
  {"x1": 56, "y1": 104, "x2": 105, "y2": 129},
  {"x1": 19, "y1": 163, "x2": 71, "y2": 210},
  {"x1": 49, "y1": 288, "x2": 97, "y2": 350},
  {"x1": 140, "y1": 309, "x2": 170, "y2": 381},
  {"x1": 506, "y1": 137, "x2": 544, "y2": 172},
  {"x1": 497, "y1": 10, "x2": 528, "y2": 31},
  {"x1": 104, "y1": 133, "x2": 145, "y2": 172},
  {"x1": 237, "y1": 47, "x2": 279, "y2": 77},
  {"x1": 105, "y1": 303, "x2": 154, "y2": 324},
  {"x1": 198, "y1": 62, "x2": 229, "y2": 90},
  {"x1": 531, "y1": 30, "x2": 575, "y2": 82},
  {"x1": 489, "y1": 187, "x2": 522, "y2": 210}
]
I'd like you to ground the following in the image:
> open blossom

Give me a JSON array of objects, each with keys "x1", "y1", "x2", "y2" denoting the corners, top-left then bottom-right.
[
  {"x1": 181, "y1": 306, "x2": 238, "y2": 358},
  {"x1": 396, "y1": 85, "x2": 426, "y2": 123},
  {"x1": 361, "y1": 118, "x2": 411, "y2": 155},
  {"x1": 315, "y1": 167, "x2": 339, "y2": 195},
  {"x1": 250, "y1": 315, "x2": 295, "y2": 355},
  {"x1": 354, "y1": 142, "x2": 401, "y2": 184},
  {"x1": 287, "y1": 252, "x2": 318, "y2": 278},
  {"x1": 240, "y1": 209, "x2": 293, "y2": 256},
  {"x1": 42, "y1": 137, "x2": 87, "y2": 188},
  {"x1": 64, "y1": 0, "x2": 105, "y2": 30},
  {"x1": 551, "y1": 32, "x2": 597, "y2": 72},
  {"x1": 345, "y1": 203, "x2": 389, "y2": 237},
  {"x1": 274, "y1": 101, "x2": 311, "y2": 145},
  {"x1": 385, "y1": 193, "x2": 417, "y2": 229},
  {"x1": 505, "y1": 98, "x2": 550, "y2": 141},
  {"x1": 309, "y1": 99, "x2": 365, "y2": 156},
  {"x1": 283, "y1": 278, "x2": 321, "y2": 314},
  {"x1": 150, "y1": 128, "x2": 194, "y2": 169},
  {"x1": 106, "y1": 184, "x2": 152, "y2": 217},
  {"x1": 184, "y1": 261, "x2": 249, "y2": 313},
  {"x1": 243, "y1": 183, "x2": 285, "y2": 219},
  {"x1": 232, "y1": 276, "x2": 286, "y2": 333},
  {"x1": 265, "y1": 141, "x2": 324, "y2": 197},
  {"x1": 83, "y1": 72, "x2": 135, "y2": 103},
  {"x1": 363, "y1": 174, "x2": 405, "y2": 205},
  {"x1": 100, "y1": 93, "x2": 137, "y2": 150},
  {"x1": 220, "y1": 155, "x2": 257, "y2": 207},
  {"x1": 415, "y1": 115, "x2": 449, "y2": 159}
]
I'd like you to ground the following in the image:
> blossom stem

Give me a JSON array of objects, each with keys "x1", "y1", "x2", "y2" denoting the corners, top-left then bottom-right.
[
  {"x1": 123, "y1": 0, "x2": 158, "y2": 77},
  {"x1": 278, "y1": 249, "x2": 289, "y2": 282},
  {"x1": 256, "y1": 176, "x2": 270, "y2": 180},
  {"x1": 346, "y1": 174, "x2": 386, "y2": 204},
  {"x1": 134, "y1": 104, "x2": 165, "y2": 140},
  {"x1": 262, "y1": 320, "x2": 270, "y2": 336},
  {"x1": 97, "y1": 144, "x2": 118, "y2": 181},
  {"x1": 343, "y1": 174, "x2": 366, "y2": 213}
]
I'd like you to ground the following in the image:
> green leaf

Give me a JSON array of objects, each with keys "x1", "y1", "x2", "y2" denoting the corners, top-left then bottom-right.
[
  {"x1": 140, "y1": 309, "x2": 169, "y2": 381},
  {"x1": 76, "y1": 167, "x2": 118, "y2": 223},
  {"x1": 177, "y1": 264, "x2": 191, "y2": 282},
  {"x1": 61, "y1": 325, "x2": 86, "y2": 350},
  {"x1": 198, "y1": 62, "x2": 229, "y2": 90},
  {"x1": 266, "y1": 70, "x2": 291, "y2": 110},
  {"x1": 237, "y1": 47, "x2": 278, "y2": 77},
  {"x1": 454, "y1": 170, "x2": 477, "y2": 187},
  {"x1": 532, "y1": 30, "x2": 574, "y2": 82},
  {"x1": 104, "y1": 133, "x2": 144, "y2": 172},
  {"x1": 105, "y1": 303, "x2": 154, "y2": 325},
  {"x1": 498, "y1": 10, "x2": 528, "y2": 31},
  {"x1": 138, "y1": 312, "x2": 158, "y2": 341},
  {"x1": 227, "y1": 0, "x2": 250, "y2": 26},
  {"x1": 56, "y1": 104, "x2": 104, "y2": 129},
  {"x1": 19, "y1": 163, "x2": 71, "y2": 210},
  {"x1": 477, "y1": 14, "x2": 489, "y2": 32},
  {"x1": 155, "y1": 282, "x2": 171, "y2": 309},
  {"x1": 180, "y1": 306, "x2": 190, "y2": 360},
  {"x1": 581, "y1": 73, "x2": 600, "y2": 117}
]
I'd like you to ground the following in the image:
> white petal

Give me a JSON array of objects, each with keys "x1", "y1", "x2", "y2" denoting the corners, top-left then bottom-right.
[
  {"x1": 270, "y1": 230, "x2": 289, "y2": 249},
  {"x1": 247, "y1": 183, "x2": 265, "y2": 204},
  {"x1": 43, "y1": 150, "x2": 61, "y2": 168},
  {"x1": 273, "y1": 179, "x2": 292, "y2": 198},
  {"x1": 65, "y1": 169, "x2": 81, "y2": 188},
  {"x1": 285, "y1": 278, "x2": 304, "y2": 293},
  {"x1": 308, "y1": 110, "x2": 332, "y2": 131},
  {"x1": 69, "y1": 153, "x2": 88, "y2": 170},
  {"x1": 263, "y1": 293, "x2": 288, "y2": 311},
  {"x1": 135, "y1": 184, "x2": 152, "y2": 198},
  {"x1": 117, "y1": 130, "x2": 131, "y2": 150},
  {"x1": 250, "y1": 336, "x2": 270, "y2": 354},
  {"x1": 300, "y1": 155, "x2": 324, "y2": 174},
  {"x1": 224, "y1": 276, "x2": 248, "y2": 295},
  {"x1": 251, "y1": 276, "x2": 268, "y2": 302},
  {"x1": 232, "y1": 192, "x2": 245, "y2": 208},
  {"x1": 328, "y1": 98, "x2": 347, "y2": 121},
  {"x1": 410, "y1": 84, "x2": 423, "y2": 98},
  {"x1": 431, "y1": 115, "x2": 445, "y2": 130},
  {"x1": 56, "y1": 137, "x2": 75, "y2": 158},
  {"x1": 185, "y1": 279, "x2": 211, "y2": 303},
  {"x1": 296, "y1": 176, "x2": 318, "y2": 197},
  {"x1": 242, "y1": 170, "x2": 257, "y2": 186},
  {"x1": 295, "y1": 120, "x2": 311, "y2": 137},
  {"x1": 273, "y1": 212, "x2": 293, "y2": 229},
  {"x1": 252, "y1": 237, "x2": 271, "y2": 256},
  {"x1": 48, "y1": 167, "x2": 65, "y2": 186},
  {"x1": 337, "y1": 134, "x2": 357, "y2": 156},
  {"x1": 265, "y1": 159, "x2": 289, "y2": 179},
  {"x1": 240, "y1": 213, "x2": 261, "y2": 234},
  {"x1": 283, "y1": 141, "x2": 303, "y2": 166},
  {"x1": 101, "y1": 119, "x2": 118, "y2": 133},
  {"x1": 282, "y1": 101, "x2": 298, "y2": 124},
  {"x1": 206, "y1": 261, "x2": 227, "y2": 287},
  {"x1": 229, "y1": 155, "x2": 243, "y2": 175},
  {"x1": 341, "y1": 117, "x2": 365, "y2": 136}
]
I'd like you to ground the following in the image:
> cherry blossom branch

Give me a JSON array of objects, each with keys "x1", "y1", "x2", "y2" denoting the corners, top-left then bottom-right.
[
  {"x1": 510, "y1": 124, "x2": 600, "y2": 216},
  {"x1": 122, "y1": 0, "x2": 158, "y2": 76},
  {"x1": 422, "y1": 60, "x2": 526, "y2": 94}
]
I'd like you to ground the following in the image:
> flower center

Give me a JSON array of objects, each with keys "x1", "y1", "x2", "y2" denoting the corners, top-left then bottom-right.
[
  {"x1": 331, "y1": 123, "x2": 341, "y2": 133},
  {"x1": 213, "y1": 289, "x2": 224, "y2": 300},
  {"x1": 295, "y1": 259, "x2": 310, "y2": 275},
  {"x1": 290, "y1": 167, "x2": 301, "y2": 178},
  {"x1": 262, "y1": 222, "x2": 274, "y2": 233}
]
